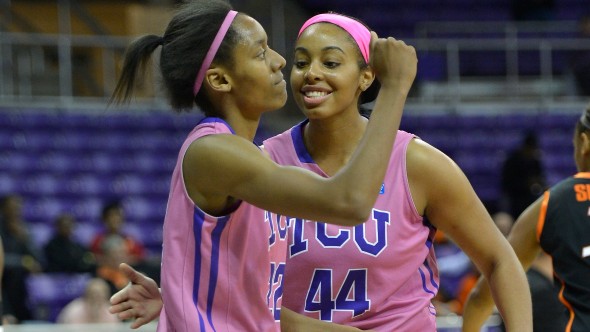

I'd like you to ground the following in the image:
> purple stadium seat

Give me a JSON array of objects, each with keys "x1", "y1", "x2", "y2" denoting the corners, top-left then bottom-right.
[
  {"x1": 73, "y1": 222, "x2": 101, "y2": 247},
  {"x1": 21, "y1": 174, "x2": 64, "y2": 196},
  {"x1": 70, "y1": 197, "x2": 103, "y2": 221},
  {"x1": 417, "y1": 53, "x2": 447, "y2": 81},
  {"x1": 28, "y1": 222, "x2": 54, "y2": 247},
  {"x1": 112, "y1": 174, "x2": 170, "y2": 196},
  {"x1": 123, "y1": 196, "x2": 166, "y2": 222},
  {"x1": 22, "y1": 197, "x2": 66, "y2": 223},
  {"x1": 51, "y1": 131, "x2": 92, "y2": 151},
  {"x1": 0, "y1": 152, "x2": 37, "y2": 173},
  {"x1": 64, "y1": 174, "x2": 112, "y2": 196},
  {"x1": 0, "y1": 174, "x2": 17, "y2": 193},
  {"x1": 26, "y1": 273, "x2": 92, "y2": 322}
]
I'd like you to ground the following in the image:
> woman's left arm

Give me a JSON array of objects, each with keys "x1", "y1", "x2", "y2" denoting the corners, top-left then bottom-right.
[
  {"x1": 281, "y1": 307, "x2": 372, "y2": 332},
  {"x1": 407, "y1": 139, "x2": 532, "y2": 332}
]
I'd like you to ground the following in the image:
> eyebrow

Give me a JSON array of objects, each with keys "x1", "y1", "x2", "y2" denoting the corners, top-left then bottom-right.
[
  {"x1": 247, "y1": 39, "x2": 266, "y2": 54},
  {"x1": 294, "y1": 46, "x2": 345, "y2": 54}
]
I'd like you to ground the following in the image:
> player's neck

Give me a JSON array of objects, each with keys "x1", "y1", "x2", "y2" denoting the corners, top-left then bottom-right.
[{"x1": 304, "y1": 113, "x2": 368, "y2": 175}]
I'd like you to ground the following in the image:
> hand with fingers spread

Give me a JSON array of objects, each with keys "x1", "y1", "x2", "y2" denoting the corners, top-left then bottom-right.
[
  {"x1": 109, "y1": 263, "x2": 162, "y2": 329},
  {"x1": 368, "y1": 31, "x2": 417, "y2": 95}
]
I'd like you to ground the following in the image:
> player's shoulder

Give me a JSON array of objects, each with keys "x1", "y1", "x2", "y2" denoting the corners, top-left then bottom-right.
[
  {"x1": 406, "y1": 138, "x2": 456, "y2": 172},
  {"x1": 549, "y1": 175, "x2": 580, "y2": 195}
]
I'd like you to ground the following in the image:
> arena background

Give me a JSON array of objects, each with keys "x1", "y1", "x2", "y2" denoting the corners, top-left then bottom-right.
[{"x1": 1, "y1": 0, "x2": 589, "y2": 330}]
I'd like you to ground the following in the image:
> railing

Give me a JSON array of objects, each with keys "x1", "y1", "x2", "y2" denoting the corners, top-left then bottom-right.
[
  {"x1": 0, "y1": 32, "x2": 127, "y2": 99},
  {"x1": 405, "y1": 37, "x2": 590, "y2": 104},
  {"x1": 0, "y1": 31, "x2": 170, "y2": 110},
  {"x1": 415, "y1": 20, "x2": 581, "y2": 39},
  {"x1": 1, "y1": 11, "x2": 589, "y2": 112}
]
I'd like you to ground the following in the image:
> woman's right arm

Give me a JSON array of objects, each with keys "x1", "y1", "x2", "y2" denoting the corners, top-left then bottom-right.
[
  {"x1": 186, "y1": 33, "x2": 417, "y2": 226},
  {"x1": 462, "y1": 198, "x2": 542, "y2": 331}
]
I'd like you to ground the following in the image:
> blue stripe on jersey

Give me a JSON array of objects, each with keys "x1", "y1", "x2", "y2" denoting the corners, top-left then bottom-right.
[
  {"x1": 418, "y1": 267, "x2": 436, "y2": 296},
  {"x1": 423, "y1": 260, "x2": 439, "y2": 290},
  {"x1": 290, "y1": 120, "x2": 315, "y2": 163},
  {"x1": 428, "y1": 303, "x2": 437, "y2": 316},
  {"x1": 198, "y1": 117, "x2": 236, "y2": 134},
  {"x1": 193, "y1": 208, "x2": 207, "y2": 330},
  {"x1": 423, "y1": 224, "x2": 437, "y2": 249},
  {"x1": 205, "y1": 215, "x2": 230, "y2": 332}
]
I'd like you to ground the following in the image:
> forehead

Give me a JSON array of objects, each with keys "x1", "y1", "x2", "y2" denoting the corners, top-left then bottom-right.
[
  {"x1": 232, "y1": 14, "x2": 266, "y2": 46},
  {"x1": 296, "y1": 23, "x2": 357, "y2": 52}
]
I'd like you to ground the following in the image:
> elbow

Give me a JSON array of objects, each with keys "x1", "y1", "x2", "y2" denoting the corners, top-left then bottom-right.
[{"x1": 338, "y1": 193, "x2": 374, "y2": 226}]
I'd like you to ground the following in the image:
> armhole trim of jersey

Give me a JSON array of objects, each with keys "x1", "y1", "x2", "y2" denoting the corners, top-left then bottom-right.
[{"x1": 536, "y1": 191, "x2": 550, "y2": 242}]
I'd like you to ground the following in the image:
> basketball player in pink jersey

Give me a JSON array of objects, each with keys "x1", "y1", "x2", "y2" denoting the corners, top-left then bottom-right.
[
  {"x1": 110, "y1": 0, "x2": 417, "y2": 331},
  {"x1": 109, "y1": 11, "x2": 531, "y2": 332},
  {"x1": 264, "y1": 13, "x2": 530, "y2": 332}
]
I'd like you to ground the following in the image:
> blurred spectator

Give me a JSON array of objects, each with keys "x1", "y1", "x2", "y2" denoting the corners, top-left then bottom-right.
[
  {"x1": 511, "y1": 0, "x2": 555, "y2": 21},
  {"x1": 435, "y1": 211, "x2": 515, "y2": 316},
  {"x1": 500, "y1": 131, "x2": 546, "y2": 219},
  {"x1": 0, "y1": 235, "x2": 15, "y2": 326},
  {"x1": 56, "y1": 278, "x2": 119, "y2": 324},
  {"x1": 44, "y1": 213, "x2": 96, "y2": 273},
  {"x1": 91, "y1": 201, "x2": 161, "y2": 284},
  {"x1": 0, "y1": 194, "x2": 44, "y2": 323},
  {"x1": 96, "y1": 234, "x2": 130, "y2": 295},
  {"x1": 0, "y1": 235, "x2": 4, "y2": 325},
  {"x1": 570, "y1": 14, "x2": 590, "y2": 96},
  {"x1": 90, "y1": 201, "x2": 145, "y2": 266},
  {"x1": 432, "y1": 231, "x2": 474, "y2": 315}
]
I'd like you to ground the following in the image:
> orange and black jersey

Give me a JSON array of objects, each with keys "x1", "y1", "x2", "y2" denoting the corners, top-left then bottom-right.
[{"x1": 537, "y1": 172, "x2": 590, "y2": 332}]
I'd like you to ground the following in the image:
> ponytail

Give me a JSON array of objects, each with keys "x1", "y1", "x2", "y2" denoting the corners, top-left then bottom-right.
[
  {"x1": 110, "y1": 35, "x2": 163, "y2": 106},
  {"x1": 111, "y1": 0, "x2": 238, "y2": 115}
]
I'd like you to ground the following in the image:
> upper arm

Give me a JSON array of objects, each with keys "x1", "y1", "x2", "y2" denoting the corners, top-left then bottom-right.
[
  {"x1": 507, "y1": 197, "x2": 543, "y2": 269},
  {"x1": 183, "y1": 135, "x2": 360, "y2": 225},
  {"x1": 407, "y1": 140, "x2": 517, "y2": 277}
]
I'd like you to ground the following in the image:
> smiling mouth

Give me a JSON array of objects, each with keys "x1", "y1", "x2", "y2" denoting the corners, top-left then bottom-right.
[{"x1": 304, "y1": 91, "x2": 330, "y2": 98}]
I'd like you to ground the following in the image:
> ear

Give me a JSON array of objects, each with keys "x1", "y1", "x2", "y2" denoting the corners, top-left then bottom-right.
[
  {"x1": 204, "y1": 67, "x2": 231, "y2": 92},
  {"x1": 359, "y1": 67, "x2": 375, "y2": 91}
]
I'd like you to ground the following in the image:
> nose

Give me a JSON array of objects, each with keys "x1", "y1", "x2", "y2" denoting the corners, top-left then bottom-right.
[
  {"x1": 270, "y1": 48, "x2": 286, "y2": 71},
  {"x1": 304, "y1": 61, "x2": 321, "y2": 82}
]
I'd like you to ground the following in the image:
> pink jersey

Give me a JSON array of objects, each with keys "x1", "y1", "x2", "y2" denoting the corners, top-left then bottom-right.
[
  {"x1": 263, "y1": 121, "x2": 439, "y2": 331},
  {"x1": 158, "y1": 117, "x2": 286, "y2": 332}
]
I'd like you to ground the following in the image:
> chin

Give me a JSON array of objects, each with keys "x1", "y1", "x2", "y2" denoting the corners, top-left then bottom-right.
[{"x1": 303, "y1": 108, "x2": 326, "y2": 120}]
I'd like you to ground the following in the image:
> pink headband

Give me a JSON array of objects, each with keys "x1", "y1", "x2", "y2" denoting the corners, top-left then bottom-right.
[
  {"x1": 298, "y1": 13, "x2": 371, "y2": 64},
  {"x1": 193, "y1": 10, "x2": 238, "y2": 96}
]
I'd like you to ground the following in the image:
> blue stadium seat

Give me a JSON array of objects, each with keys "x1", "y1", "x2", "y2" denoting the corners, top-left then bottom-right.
[
  {"x1": 26, "y1": 273, "x2": 92, "y2": 322},
  {"x1": 73, "y1": 222, "x2": 102, "y2": 247}
]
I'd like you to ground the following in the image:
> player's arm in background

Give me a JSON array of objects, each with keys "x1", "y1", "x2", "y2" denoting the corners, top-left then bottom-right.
[
  {"x1": 406, "y1": 139, "x2": 533, "y2": 332},
  {"x1": 462, "y1": 196, "x2": 542, "y2": 331}
]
